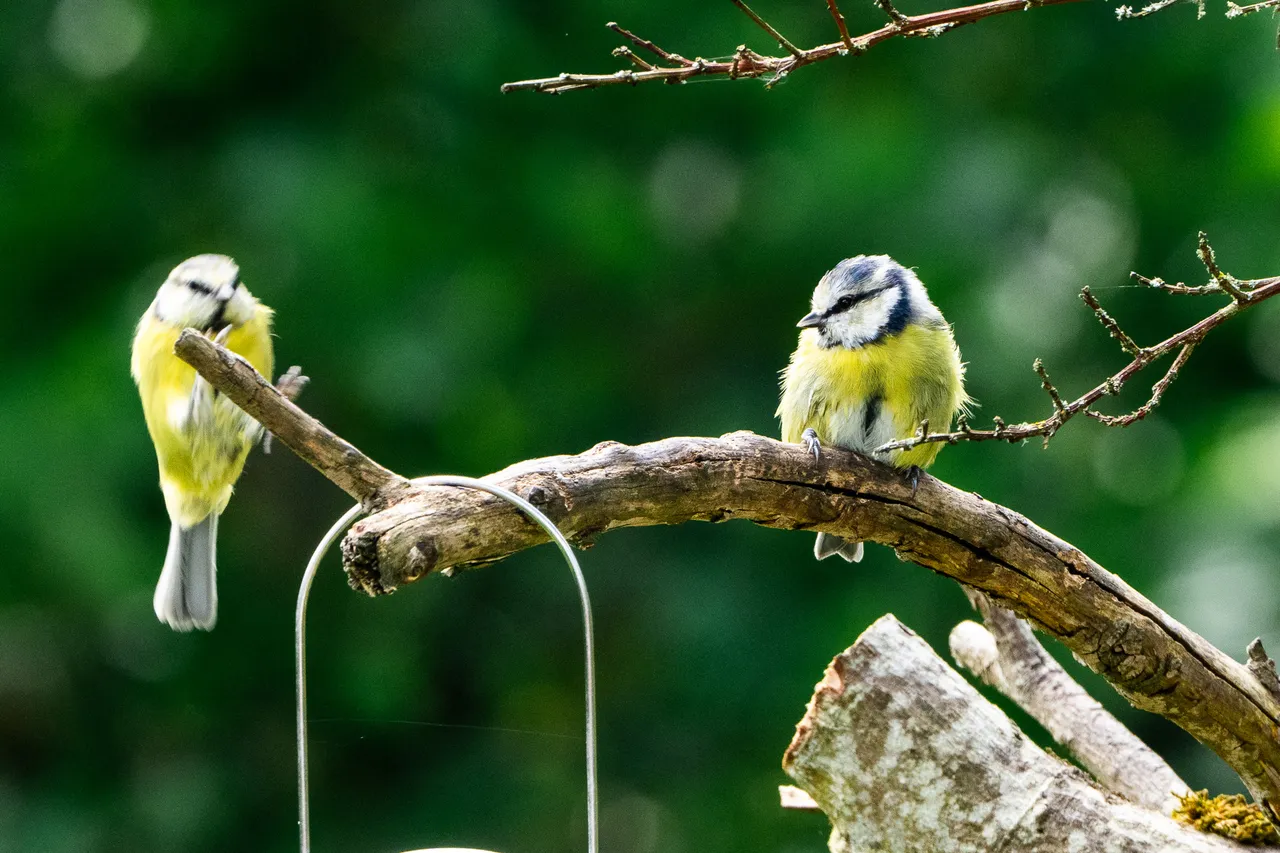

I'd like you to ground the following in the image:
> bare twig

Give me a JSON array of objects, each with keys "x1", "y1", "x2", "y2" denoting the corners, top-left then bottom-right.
[
  {"x1": 1081, "y1": 286, "x2": 1143, "y2": 356},
  {"x1": 825, "y1": 0, "x2": 857, "y2": 51},
  {"x1": 1116, "y1": 0, "x2": 1186, "y2": 19},
  {"x1": 1132, "y1": 271, "x2": 1270, "y2": 296},
  {"x1": 502, "y1": 0, "x2": 1259, "y2": 94},
  {"x1": 1033, "y1": 358, "x2": 1066, "y2": 413},
  {"x1": 875, "y1": 0, "x2": 914, "y2": 27},
  {"x1": 1199, "y1": 231, "x2": 1249, "y2": 302},
  {"x1": 1130, "y1": 272, "x2": 1219, "y2": 295},
  {"x1": 878, "y1": 243, "x2": 1280, "y2": 454},
  {"x1": 951, "y1": 593, "x2": 1189, "y2": 812},
  {"x1": 500, "y1": 0, "x2": 1089, "y2": 93},
  {"x1": 172, "y1": 330, "x2": 412, "y2": 507},
  {"x1": 612, "y1": 46, "x2": 655, "y2": 71},
  {"x1": 1085, "y1": 343, "x2": 1196, "y2": 427},
  {"x1": 1227, "y1": 0, "x2": 1280, "y2": 16},
  {"x1": 605, "y1": 21, "x2": 692, "y2": 66},
  {"x1": 731, "y1": 0, "x2": 804, "y2": 57}
]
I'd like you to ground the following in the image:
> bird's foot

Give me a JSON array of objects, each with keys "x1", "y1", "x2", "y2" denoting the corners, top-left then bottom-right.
[
  {"x1": 264, "y1": 366, "x2": 310, "y2": 454},
  {"x1": 802, "y1": 428, "x2": 822, "y2": 461},
  {"x1": 187, "y1": 372, "x2": 214, "y2": 427},
  {"x1": 275, "y1": 365, "x2": 310, "y2": 403},
  {"x1": 905, "y1": 465, "x2": 923, "y2": 498}
]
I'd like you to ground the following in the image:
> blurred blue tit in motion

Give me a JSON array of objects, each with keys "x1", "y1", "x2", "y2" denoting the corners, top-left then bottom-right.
[
  {"x1": 132, "y1": 255, "x2": 274, "y2": 631},
  {"x1": 777, "y1": 255, "x2": 969, "y2": 563}
]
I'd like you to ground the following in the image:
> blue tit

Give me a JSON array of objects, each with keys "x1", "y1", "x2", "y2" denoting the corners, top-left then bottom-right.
[
  {"x1": 777, "y1": 254, "x2": 969, "y2": 562},
  {"x1": 131, "y1": 255, "x2": 274, "y2": 631}
]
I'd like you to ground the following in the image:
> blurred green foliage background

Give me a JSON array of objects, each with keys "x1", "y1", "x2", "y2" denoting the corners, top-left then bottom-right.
[{"x1": 1, "y1": 0, "x2": 1279, "y2": 850}]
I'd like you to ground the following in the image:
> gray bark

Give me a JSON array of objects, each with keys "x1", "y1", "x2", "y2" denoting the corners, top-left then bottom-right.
[
  {"x1": 950, "y1": 594, "x2": 1189, "y2": 812},
  {"x1": 784, "y1": 615, "x2": 1246, "y2": 852}
]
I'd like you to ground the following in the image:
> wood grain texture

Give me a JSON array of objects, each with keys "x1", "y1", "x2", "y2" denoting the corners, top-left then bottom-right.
[
  {"x1": 784, "y1": 615, "x2": 1246, "y2": 852},
  {"x1": 340, "y1": 431, "x2": 1280, "y2": 809}
]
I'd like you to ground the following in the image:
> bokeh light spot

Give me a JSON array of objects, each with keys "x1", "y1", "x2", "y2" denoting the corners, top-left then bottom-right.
[
  {"x1": 649, "y1": 141, "x2": 741, "y2": 247},
  {"x1": 1091, "y1": 416, "x2": 1185, "y2": 506},
  {"x1": 1246, "y1": 304, "x2": 1280, "y2": 384},
  {"x1": 986, "y1": 179, "x2": 1135, "y2": 359},
  {"x1": 1159, "y1": 540, "x2": 1277, "y2": 654},
  {"x1": 1203, "y1": 399, "x2": 1280, "y2": 527},
  {"x1": 48, "y1": 0, "x2": 149, "y2": 80}
]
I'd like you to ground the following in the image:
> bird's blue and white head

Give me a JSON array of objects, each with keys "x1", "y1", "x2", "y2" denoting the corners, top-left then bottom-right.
[
  {"x1": 797, "y1": 255, "x2": 942, "y2": 349},
  {"x1": 152, "y1": 254, "x2": 257, "y2": 331}
]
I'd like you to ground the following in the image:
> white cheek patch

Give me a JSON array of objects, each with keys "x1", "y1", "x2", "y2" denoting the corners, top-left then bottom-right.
[
  {"x1": 154, "y1": 284, "x2": 217, "y2": 328},
  {"x1": 830, "y1": 291, "x2": 896, "y2": 348},
  {"x1": 224, "y1": 289, "x2": 257, "y2": 325}
]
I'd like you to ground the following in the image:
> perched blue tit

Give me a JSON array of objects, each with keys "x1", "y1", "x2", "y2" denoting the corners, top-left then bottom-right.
[
  {"x1": 777, "y1": 255, "x2": 969, "y2": 562},
  {"x1": 131, "y1": 255, "x2": 274, "y2": 631}
]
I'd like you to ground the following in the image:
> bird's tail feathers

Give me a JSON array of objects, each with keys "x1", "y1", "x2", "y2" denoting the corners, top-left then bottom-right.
[
  {"x1": 814, "y1": 532, "x2": 864, "y2": 563},
  {"x1": 155, "y1": 514, "x2": 218, "y2": 631}
]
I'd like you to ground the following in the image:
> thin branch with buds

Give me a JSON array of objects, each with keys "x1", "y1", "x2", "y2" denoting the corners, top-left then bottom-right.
[
  {"x1": 501, "y1": 0, "x2": 1262, "y2": 94},
  {"x1": 731, "y1": 0, "x2": 804, "y2": 57},
  {"x1": 877, "y1": 236, "x2": 1280, "y2": 454},
  {"x1": 1227, "y1": 0, "x2": 1280, "y2": 17},
  {"x1": 875, "y1": 0, "x2": 915, "y2": 28},
  {"x1": 1115, "y1": 0, "x2": 1193, "y2": 20},
  {"x1": 501, "y1": 0, "x2": 1088, "y2": 93},
  {"x1": 825, "y1": 0, "x2": 857, "y2": 51}
]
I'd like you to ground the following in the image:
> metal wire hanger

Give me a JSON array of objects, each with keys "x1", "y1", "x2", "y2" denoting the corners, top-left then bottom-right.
[{"x1": 296, "y1": 475, "x2": 599, "y2": 853}]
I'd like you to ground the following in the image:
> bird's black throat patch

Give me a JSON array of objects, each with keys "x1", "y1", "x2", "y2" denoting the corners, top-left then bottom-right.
[{"x1": 861, "y1": 394, "x2": 884, "y2": 442}]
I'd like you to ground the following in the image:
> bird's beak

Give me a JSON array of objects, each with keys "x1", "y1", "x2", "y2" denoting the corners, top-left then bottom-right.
[{"x1": 796, "y1": 311, "x2": 824, "y2": 329}]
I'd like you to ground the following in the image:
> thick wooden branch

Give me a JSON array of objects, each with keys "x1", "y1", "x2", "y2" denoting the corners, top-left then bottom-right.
[
  {"x1": 339, "y1": 433, "x2": 1280, "y2": 811},
  {"x1": 172, "y1": 333, "x2": 1280, "y2": 814},
  {"x1": 950, "y1": 594, "x2": 1189, "y2": 812},
  {"x1": 783, "y1": 615, "x2": 1247, "y2": 852}
]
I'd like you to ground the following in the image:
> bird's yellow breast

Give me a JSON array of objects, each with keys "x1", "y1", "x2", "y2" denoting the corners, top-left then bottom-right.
[
  {"x1": 132, "y1": 306, "x2": 274, "y2": 526},
  {"x1": 778, "y1": 324, "x2": 966, "y2": 469}
]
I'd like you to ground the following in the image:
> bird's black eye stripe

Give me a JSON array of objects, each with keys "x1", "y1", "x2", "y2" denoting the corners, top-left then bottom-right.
[
  {"x1": 829, "y1": 284, "x2": 892, "y2": 316},
  {"x1": 187, "y1": 279, "x2": 214, "y2": 295}
]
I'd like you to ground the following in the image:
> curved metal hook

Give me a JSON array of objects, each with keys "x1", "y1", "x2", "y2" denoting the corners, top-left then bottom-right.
[{"x1": 296, "y1": 476, "x2": 598, "y2": 853}]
